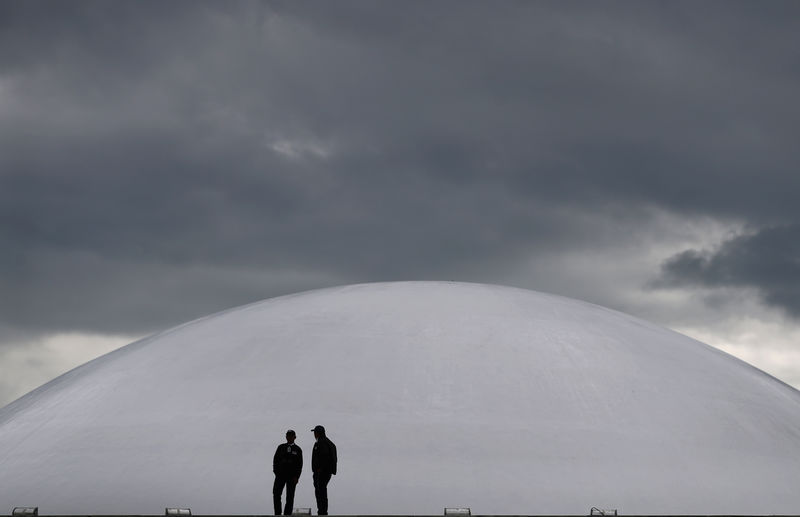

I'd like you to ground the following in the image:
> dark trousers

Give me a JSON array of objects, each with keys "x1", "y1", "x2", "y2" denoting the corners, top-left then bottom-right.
[
  {"x1": 273, "y1": 475, "x2": 296, "y2": 515},
  {"x1": 313, "y1": 471, "x2": 332, "y2": 515}
]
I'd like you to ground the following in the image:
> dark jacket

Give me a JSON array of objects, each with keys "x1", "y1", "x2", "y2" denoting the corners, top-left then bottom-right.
[
  {"x1": 312, "y1": 436, "x2": 337, "y2": 475},
  {"x1": 273, "y1": 442, "x2": 303, "y2": 479}
]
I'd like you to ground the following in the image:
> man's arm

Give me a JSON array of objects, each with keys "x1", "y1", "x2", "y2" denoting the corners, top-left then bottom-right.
[
  {"x1": 273, "y1": 445, "x2": 281, "y2": 474},
  {"x1": 295, "y1": 447, "x2": 303, "y2": 480},
  {"x1": 330, "y1": 440, "x2": 337, "y2": 475}
]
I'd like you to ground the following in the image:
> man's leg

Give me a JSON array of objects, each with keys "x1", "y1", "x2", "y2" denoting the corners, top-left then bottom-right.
[
  {"x1": 284, "y1": 479, "x2": 296, "y2": 515},
  {"x1": 313, "y1": 473, "x2": 322, "y2": 515},
  {"x1": 313, "y1": 472, "x2": 331, "y2": 515},
  {"x1": 273, "y1": 476, "x2": 287, "y2": 516}
]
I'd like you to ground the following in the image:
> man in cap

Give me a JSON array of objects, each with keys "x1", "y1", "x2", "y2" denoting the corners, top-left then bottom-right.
[
  {"x1": 273, "y1": 429, "x2": 303, "y2": 515},
  {"x1": 311, "y1": 425, "x2": 337, "y2": 515}
]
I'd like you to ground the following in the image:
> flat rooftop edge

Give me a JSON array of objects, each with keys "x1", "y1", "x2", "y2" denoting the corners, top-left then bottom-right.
[{"x1": 22, "y1": 514, "x2": 800, "y2": 517}]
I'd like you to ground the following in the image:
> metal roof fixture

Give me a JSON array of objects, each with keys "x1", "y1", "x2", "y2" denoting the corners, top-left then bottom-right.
[
  {"x1": 165, "y1": 508, "x2": 191, "y2": 516},
  {"x1": 444, "y1": 508, "x2": 471, "y2": 516},
  {"x1": 590, "y1": 507, "x2": 618, "y2": 516},
  {"x1": 11, "y1": 508, "x2": 37, "y2": 517}
]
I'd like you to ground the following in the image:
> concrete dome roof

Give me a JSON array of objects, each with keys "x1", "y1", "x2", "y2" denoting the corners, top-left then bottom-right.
[{"x1": 2, "y1": 281, "x2": 800, "y2": 515}]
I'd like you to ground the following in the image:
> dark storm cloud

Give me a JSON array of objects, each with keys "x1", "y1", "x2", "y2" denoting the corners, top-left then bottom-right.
[
  {"x1": 2, "y1": 1, "x2": 800, "y2": 335},
  {"x1": 658, "y1": 225, "x2": 800, "y2": 317}
]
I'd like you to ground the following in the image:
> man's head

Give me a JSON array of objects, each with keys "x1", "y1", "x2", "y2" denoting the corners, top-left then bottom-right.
[
  {"x1": 286, "y1": 429, "x2": 296, "y2": 443},
  {"x1": 311, "y1": 424, "x2": 325, "y2": 439}
]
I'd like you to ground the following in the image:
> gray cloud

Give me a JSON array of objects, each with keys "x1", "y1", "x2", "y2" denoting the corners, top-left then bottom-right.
[
  {"x1": 658, "y1": 225, "x2": 800, "y2": 317},
  {"x1": 3, "y1": 1, "x2": 800, "y2": 337}
]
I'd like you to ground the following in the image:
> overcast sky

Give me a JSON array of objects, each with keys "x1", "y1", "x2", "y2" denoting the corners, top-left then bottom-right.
[{"x1": 2, "y1": 0, "x2": 800, "y2": 406}]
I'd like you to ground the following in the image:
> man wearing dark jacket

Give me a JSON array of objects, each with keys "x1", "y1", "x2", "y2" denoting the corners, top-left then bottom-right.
[
  {"x1": 311, "y1": 425, "x2": 337, "y2": 516},
  {"x1": 273, "y1": 430, "x2": 303, "y2": 515}
]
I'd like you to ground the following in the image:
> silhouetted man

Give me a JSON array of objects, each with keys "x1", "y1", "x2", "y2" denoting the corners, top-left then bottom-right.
[
  {"x1": 311, "y1": 425, "x2": 337, "y2": 516},
  {"x1": 273, "y1": 429, "x2": 303, "y2": 515}
]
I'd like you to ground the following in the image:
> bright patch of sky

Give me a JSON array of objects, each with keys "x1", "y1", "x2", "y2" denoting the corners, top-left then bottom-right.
[{"x1": 0, "y1": 332, "x2": 138, "y2": 406}]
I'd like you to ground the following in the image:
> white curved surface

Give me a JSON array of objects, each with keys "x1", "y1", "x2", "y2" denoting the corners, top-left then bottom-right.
[{"x1": 1, "y1": 282, "x2": 800, "y2": 515}]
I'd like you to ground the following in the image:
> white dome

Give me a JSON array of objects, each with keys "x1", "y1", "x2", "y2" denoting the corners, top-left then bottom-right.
[{"x1": 2, "y1": 282, "x2": 800, "y2": 515}]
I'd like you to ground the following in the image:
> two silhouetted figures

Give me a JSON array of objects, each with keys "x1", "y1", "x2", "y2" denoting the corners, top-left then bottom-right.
[{"x1": 273, "y1": 425, "x2": 337, "y2": 516}]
